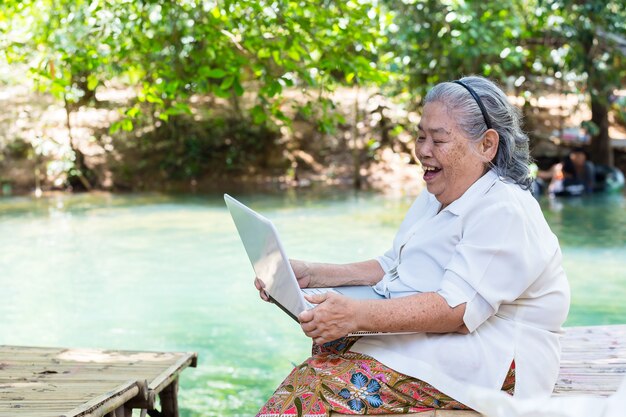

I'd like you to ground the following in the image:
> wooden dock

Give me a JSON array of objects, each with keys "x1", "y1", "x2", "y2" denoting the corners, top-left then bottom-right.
[
  {"x1": 332, "y1": 324, "x2": 626, "y2": 416},
  {"x1": 1, "y1": 324, "x2": 624, "y2": 417},
  {"x1": 0, "y1": 345, "x2": 197, "y2": 417}
]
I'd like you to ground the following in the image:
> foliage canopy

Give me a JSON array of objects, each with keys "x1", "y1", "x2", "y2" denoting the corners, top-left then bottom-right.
[{"x1": 1, "y1": 0, "x2": 625, "y2": 190}]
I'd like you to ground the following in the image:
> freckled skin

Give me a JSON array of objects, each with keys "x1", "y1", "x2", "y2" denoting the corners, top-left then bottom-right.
[
  {"x1": 299, "y1": 291, "x2": 468, "y2": 345},
  {"x1": 416, "y1": 101, "x2": 491, "y2": 210}
]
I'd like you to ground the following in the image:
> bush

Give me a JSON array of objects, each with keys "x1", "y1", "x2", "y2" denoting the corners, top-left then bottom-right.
[{"x1": 109, "y1": 116, "x2": 287, "y2": 189}]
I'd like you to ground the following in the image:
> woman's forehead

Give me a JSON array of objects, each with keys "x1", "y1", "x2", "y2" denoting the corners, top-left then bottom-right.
[
  {"x1": 419, "y1": 102, "x2": 455, "y2": 131},
  {"x1": 418, "y1": 114, "x2": 454, "y2": 135}
]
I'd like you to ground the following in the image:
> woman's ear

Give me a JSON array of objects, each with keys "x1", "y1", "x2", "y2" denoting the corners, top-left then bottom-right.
[{"x1": 480, "y1": 129, "x2": 499, "y2": 162}]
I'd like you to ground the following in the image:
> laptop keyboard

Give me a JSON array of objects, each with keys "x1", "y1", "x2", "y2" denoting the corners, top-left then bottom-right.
[{"x1": 303, "y1": 288, "x2": 339, "y2": 295}]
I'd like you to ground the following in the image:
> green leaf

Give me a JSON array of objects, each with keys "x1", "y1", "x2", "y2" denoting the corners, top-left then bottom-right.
[
  {"x1": 272, "y1": 50, "x2": 282, "y2": 65},
  {"x1": 266, "y1": 80, "x2": 282, "y2": 97},
  {"x1": 220, "y1": 76, "x2": 234, "y2": 90},
  {"x1": 319, "y1": 120, "x2": 334, "y2": 134},
  {"x1": 121, "y1": 119, "x2": 134, "y2": 132},
  {"x1": 125, "y1": 66, "x2": 143, "y2": 85},
  {"x1": 287, "y1": 48, "x2": 300, "y2": 61},
  {"x1": 294, "y1": 397, "x2": 303, "y2": 417},
  {"x1": 126, "y1": 106, "x2": 141, "y2": 118},
  {"x1": 87, "y1": 74, "x2": 98, "y2": 91},
  {"x1": 273, "y1": 109, "x2": 290, "y2": 123},
  {"x1": 173, "y1": 102, "x2": 192, "y2": 115},
  {"x1": 204, "y1": 69, "x2": 227, "y2": 78},
  {"x1": 213, "y1": 87, "x2": 230, "y2": 98},
  {"x1": 109, "y1": 121, "x2": 122, "y2": 135},
  {"x1": 299, "y1": 103, "x2": 313, "y2": 118},
  {"x1": 257, "y1": 48, "x2": 271, "y2": 59},
  {"x1": 251, "y1": 105, "x2": 267, "y2": 124},
  {"x1": 145, "y1": 92, "x2": 164, "y2": 105}
]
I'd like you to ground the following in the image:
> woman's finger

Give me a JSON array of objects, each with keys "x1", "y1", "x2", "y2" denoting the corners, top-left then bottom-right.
[
  {"x1": 254, "y1": 277, "x2": 264, "y2": 290},
  {"x1": 300, "y1": 320, "x2": 317, "y2": 334},
  {"x1": 314, "y1": 336, "x2": 329, "y2": 345},
  {"x1": 254, "y1": 278, "x2": 271, "y2": 301},
  {"x1": 303, "y1": 292, "x2": 328, "y2": 305},
  {"x1": 303, "y1": 327, "x2": 321, "y2": 339}
]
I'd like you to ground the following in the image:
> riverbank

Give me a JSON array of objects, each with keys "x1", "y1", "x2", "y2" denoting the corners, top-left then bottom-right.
[{"x1": 1, "y1": 82, "x2": 625, "y2": 197}]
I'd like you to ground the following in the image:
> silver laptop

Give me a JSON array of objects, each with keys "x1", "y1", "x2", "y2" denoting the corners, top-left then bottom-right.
[{"x1": 224, "y1": 194, "x2": 409, "y2": 337}]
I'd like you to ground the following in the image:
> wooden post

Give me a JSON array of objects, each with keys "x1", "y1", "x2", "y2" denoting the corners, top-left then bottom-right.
[
  {"x1": 123, "y1": 405, "x2": 134, "y2": 417},
  {"x1": 159, "y1": 378, "x2": 179, "y2": 417},
  {"x1": 110, "y1": 406, "x2": 130, "y2": 417}
]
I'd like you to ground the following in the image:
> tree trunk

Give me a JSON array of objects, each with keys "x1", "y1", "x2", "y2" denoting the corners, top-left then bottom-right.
[
  {"x1": 589, "y1": 95, "x2": 613, "y2": 166},
  {"x1": 581, "y1": 31, "x2": 613, "y2": 167},
  {"x1": 352, "y1": 87, "x2": 362, "y2": 190},
  {"x1": 64, "y1": 94, "x2": 92, "y2": 190}
]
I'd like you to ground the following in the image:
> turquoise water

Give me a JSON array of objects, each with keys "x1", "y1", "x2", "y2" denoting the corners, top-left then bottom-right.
[{"x1": 0, "y1": 191, "x2": 624, "y2": 416}]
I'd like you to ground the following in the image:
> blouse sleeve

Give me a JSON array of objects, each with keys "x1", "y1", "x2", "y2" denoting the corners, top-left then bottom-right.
[
  {"x1": 437, "y1": 201, "x2": 553, "y2": 332},
  {"x1": 376, "y1": 250, "x2": 397, "y2": 273}
]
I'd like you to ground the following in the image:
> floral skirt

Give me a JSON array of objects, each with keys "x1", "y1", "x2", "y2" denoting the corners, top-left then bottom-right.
[{"x1": 257, "y1": 337, "x2": 515, "y2": 417}]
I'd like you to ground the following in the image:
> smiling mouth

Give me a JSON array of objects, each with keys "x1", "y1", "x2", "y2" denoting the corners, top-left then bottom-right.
[{"x1": 422, "y1": 165, "x2": 441, "y2": 181}]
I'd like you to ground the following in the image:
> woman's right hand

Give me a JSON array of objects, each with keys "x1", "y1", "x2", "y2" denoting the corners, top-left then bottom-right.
[{"x1": 254, "y1": 259, "x2": 314, "y2": 302}]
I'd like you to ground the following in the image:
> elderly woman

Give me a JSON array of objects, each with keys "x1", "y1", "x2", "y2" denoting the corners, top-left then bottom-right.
[{"x1": 255, "y1": 76, "x2": 570, "y2": 416}]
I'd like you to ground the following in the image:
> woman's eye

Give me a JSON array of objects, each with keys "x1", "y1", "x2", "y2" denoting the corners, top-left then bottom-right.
[{"x1": 416, "y1": 136, "x2": 426, "y2": 142}]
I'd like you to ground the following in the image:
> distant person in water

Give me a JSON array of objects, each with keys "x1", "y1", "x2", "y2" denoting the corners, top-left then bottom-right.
[
  {"x1": 254, "y1": 76, "x2": 570, "y2": 416},
  {"x1": 548, "y1": 148, "x2": 596, "y2": 196},
  {"x1": 562, "y1": 147, "x2": 595, "y2": 194}
]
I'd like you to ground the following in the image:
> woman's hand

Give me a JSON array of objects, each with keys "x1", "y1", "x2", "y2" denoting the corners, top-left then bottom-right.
[
  {"x1": 254, "y1": 259, "x2": 313, "y2": 302},
  {"x1": 254, "y1": 277, "x2": 271, "y2": 302},
  {"x1": 298, "y1": 292, "x2": 468, "y2": 342},
  {"x1": 298, "y1": 292, "x2": 359, "y2": 344},
  {"x1": 290, "y1": 259, "x2": 313, "y2": 288}
]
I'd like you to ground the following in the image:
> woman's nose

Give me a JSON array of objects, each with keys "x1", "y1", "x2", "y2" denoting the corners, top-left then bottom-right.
[{"x1": 416, "y1": 139, "x2": 432, "y2": 158}]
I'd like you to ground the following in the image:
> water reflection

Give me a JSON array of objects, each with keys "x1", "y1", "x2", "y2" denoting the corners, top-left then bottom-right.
[{"x1": 541, "y1": 194, "x2": 626, "y2": 247}]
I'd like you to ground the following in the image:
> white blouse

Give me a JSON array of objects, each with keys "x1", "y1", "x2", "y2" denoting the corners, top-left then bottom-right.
[{"x1": 351, "y1": 170, "x2": 570, "y2": 412}]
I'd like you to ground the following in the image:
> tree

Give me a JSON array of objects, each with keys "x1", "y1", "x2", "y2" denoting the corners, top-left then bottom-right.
[
  {"x1": 382, "y1": 0, "x2": 529, "y2": 104},
  {"x1": 534, "y1": 0, "x2": 626, "y2": 166},
  {"x1": 2, "y1": 0, "x2": 392, "y2": 188},
  {"x1": 383, "y1": 0, "x2": 625, "y2": 167}
]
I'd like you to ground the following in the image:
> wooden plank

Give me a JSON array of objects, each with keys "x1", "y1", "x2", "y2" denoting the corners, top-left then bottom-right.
[
  {"x1": 148, "y1": 353, "x2": 197, "y2": 392},
  {"x1": 0, "y1": 346, "x2": 196, "y2": 417},
  {"x1": 0, "y1": 381, "x2": 139, "y2": 417},
  {"x1": 70, "y1": 381, "x2": 139, "y2": 417},
  {"x1": 434, "y1": 411, "x2": 479, "y2": 417}
]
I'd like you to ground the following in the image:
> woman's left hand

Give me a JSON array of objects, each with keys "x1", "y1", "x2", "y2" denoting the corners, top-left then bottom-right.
[{"x1": 298, "y1": 292, "x2": 359, "y2": 344}]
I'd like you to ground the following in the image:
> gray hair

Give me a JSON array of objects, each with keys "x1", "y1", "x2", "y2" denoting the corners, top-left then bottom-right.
[{"x1": 424, "y1": 76, "x2": 532, "y2": 189}]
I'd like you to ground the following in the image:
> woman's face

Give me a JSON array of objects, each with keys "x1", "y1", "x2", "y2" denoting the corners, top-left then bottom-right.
[{"x1": 415, "y1": 101, "x2": 489, "y2": 209}]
